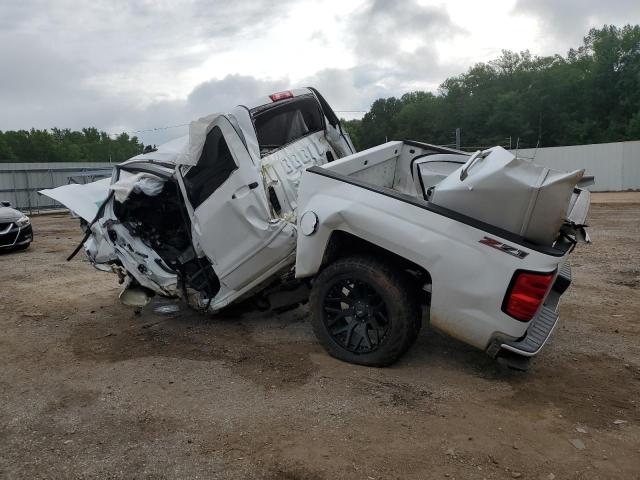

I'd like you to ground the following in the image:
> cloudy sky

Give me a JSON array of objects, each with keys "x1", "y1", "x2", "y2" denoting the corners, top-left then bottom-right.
[{"x1": 1, "y1": 0, "x2": 638, "y2": 145}]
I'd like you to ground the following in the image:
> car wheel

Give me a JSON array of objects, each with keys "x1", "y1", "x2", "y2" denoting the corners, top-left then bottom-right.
[{"x1": 309, "y1": 255, "x2": 421, "y2": 367}]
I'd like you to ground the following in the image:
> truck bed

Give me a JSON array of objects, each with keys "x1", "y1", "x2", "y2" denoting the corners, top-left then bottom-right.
[
  {"x1": 297, "y1": 149, "x2": 577, "y2": 354},
  {"x1": 319, "y1": 140, "x2": 428, "y2": 198},
  {"x1": 311, "y1": 140, "x2": 572, "y2": 258}
]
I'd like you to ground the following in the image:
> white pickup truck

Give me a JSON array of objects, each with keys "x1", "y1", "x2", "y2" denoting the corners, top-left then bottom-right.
[{"x1": 42, "y1": 87, "x2": 591, "y2": 370}]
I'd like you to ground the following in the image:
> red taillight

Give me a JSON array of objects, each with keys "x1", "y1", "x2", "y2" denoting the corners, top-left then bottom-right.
[
  {"x1": 269, "y1": 90, "x2": 293, "y2": 102},
  {"x1": 504, "y1": 271, "x2": 555, "y2": 322}
]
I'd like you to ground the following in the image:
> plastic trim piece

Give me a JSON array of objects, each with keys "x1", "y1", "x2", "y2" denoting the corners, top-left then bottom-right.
[{"x1": 499, "y1": 302, "x2": 559, "y2": 357}]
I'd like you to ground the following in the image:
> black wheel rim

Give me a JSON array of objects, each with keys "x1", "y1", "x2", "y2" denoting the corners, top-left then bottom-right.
[{"x1": 322, "y1": 278, "x2": 390, "y2": 353}]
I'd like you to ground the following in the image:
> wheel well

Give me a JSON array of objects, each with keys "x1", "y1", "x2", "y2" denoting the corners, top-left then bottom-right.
[{"x1": 321, "y1": 230, "x2": 432, "y2": 299}]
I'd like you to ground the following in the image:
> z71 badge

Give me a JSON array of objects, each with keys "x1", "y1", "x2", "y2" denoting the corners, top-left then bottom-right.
[{"x1": 479, "y1": 236, "x2": 529, "y2": 259}]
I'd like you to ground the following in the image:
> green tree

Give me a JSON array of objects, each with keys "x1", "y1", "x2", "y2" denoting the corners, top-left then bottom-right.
[
  {"x1": 0, "y1": 132, "x2": 17, "y2": 162},
  {"x1": 352, "y1": 24, "x2": 640, "y2": 150},
  {"x1": 0, "y1": 127, "x2": 144, "y2": 162}
]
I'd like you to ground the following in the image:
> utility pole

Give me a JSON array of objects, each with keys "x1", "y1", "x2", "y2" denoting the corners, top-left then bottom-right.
[{"x1": 455, "y1": 128, "x2": 461, "y2": 150}]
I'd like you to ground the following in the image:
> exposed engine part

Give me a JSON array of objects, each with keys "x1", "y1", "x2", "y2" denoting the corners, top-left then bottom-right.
[
  {"x1": 112, "y1": 180, "x2": 220, "y2": 301},
  {"x1": 178, "y1": 257, "x2": 220, "y2": 298}
]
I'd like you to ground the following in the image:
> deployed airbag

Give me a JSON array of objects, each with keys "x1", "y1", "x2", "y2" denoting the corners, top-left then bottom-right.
[
  {"x1": 430, "y1": 147, "x2": 584, "y2": 246},
  {"x1": 110, "y1": 172, "x2": 165, "y2": 203}
]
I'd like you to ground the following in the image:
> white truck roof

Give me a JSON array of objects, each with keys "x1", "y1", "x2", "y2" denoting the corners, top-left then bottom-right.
[{"x1": 126, "y1": 87, "x2": 317, "y2": 167}]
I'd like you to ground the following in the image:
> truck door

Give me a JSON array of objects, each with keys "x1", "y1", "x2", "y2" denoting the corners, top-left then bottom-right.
[{"x1": 180, "y1": 116, "x2": 296, "y2": 291}]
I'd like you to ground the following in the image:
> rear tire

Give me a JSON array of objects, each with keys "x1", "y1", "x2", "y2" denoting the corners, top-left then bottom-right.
[{"x1": 309, "y1": 255, "x2": 421, "y2": 367}]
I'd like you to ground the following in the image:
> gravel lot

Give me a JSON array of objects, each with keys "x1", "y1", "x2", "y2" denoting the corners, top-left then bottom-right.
[{"x1": 1, "y1": 193, "x2": 639, "y2": 479}]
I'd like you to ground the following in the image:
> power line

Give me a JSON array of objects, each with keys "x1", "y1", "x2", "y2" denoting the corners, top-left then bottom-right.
[
  {"x1": 106, "y1": 122, "x2": 190, "y2": 138},
  {"x1": 128, "y1": 122, "x2": 190, "y2": 134},
  {"x1": 107, "y1": 109, "x2": 368, "y2": 138}
]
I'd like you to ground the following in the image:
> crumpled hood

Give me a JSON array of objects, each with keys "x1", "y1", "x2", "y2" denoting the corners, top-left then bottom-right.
[
  {"x1": 124, "y1": 114, "x2": 228, "y2": 166},
  {"x1": 0, "y1": 206, "x2": 23, "y2": 222},
  {"x1": 126, "y1": 135, "x2": 189, "y2": 165},
  {"x1": 125, "y1": 112, "x2": 258, "y2": 167},
  {"x1": 39, "y1": 177, "x2": 111, "y2": 222}
]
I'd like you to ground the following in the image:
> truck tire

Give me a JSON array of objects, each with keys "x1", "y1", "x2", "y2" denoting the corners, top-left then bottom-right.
[{"x1": 309, "y1": 255, "x2": 421, "y2": 367}]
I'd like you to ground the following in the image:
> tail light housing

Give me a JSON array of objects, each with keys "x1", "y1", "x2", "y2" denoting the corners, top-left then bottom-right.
[
  {"x1": 269, "y1": 90, "x2": 293, "y2": 102},
  {"x1": 503, "y1": 270, "x2": 555, "y2": 322}
]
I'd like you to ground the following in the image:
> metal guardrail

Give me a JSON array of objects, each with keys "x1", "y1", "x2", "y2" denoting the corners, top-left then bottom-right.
[{"x1": 0, "y1": 165, "x2": 113, "y2": 214}]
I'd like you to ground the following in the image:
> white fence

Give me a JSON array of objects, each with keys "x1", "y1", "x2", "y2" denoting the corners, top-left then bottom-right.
[
  {"x1": 514, "y1": 140, "x2": 640, "y2": 192},
  {"x1": 1, "y1": 140, "x2": 638, "y2": 212},
  {"x1": 0, "y1": 162, "x2": 114, "y2": 213}
]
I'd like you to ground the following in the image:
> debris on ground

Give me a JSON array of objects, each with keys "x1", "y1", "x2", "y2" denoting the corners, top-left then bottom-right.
[
  {"x1": 1, "y1": 204, "x2": 639, "y2": 478},
  {"x1": 569, "y1": 438, "x2": 586, "y2": 450}
]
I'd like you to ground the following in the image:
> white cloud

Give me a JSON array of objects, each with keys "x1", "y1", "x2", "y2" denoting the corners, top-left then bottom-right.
[
  {"x1": 1, "y1": 0, "x2": 638, "y2": 146},
  {"x1": 514, "y1": 0, "x2": 640, "y2": 47}
]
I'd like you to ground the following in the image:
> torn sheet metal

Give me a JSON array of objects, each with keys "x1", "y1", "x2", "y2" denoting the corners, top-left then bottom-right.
[
  {"x1": 174, "y1": 113, "x2": 261, "y2": 167},
  {"x1": 39, "y1": 177, "x2": 111, "y2": 222},
  {"x1": 176, "y1": 114, "x2": 221, "y2": 166},
  {"x1": 127, "y1": 135, "x2": 189, "y2": 164},
  {"x1": 431, "y1": 147, "x2": 584, "y2": 246}
]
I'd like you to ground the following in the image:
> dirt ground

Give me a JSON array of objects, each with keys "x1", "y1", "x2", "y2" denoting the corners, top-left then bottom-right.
[{"x1": 1, "y1": 194, "x2": 639, "y2": 480}]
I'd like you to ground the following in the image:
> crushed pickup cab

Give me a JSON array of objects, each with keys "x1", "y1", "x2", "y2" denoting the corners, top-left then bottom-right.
[{"x1": 41, "y1": 87, "x2": 592, "y2": 369}]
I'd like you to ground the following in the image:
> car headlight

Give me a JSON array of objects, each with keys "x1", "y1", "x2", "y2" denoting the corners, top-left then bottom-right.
[{"x1": 15, "y1": 215, "x2": 30, "y2": 227}]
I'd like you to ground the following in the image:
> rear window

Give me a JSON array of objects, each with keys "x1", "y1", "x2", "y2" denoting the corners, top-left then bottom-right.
[{"x1": 252, "y1": 95, "x2": 324, "y2": 155}]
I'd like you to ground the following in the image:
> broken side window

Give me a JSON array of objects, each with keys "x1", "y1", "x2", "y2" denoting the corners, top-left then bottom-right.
[
  {"x1": 252, "y1": 95, "x2": 324, "y2": 155},
  {"x1": 184, "y1": 126, "x2": 237, "y2": 209}
]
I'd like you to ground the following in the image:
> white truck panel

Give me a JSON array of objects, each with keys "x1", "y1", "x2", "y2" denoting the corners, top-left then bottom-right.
[
  {"x1": 323, "y1": 141, "x2": 403, "y2": 176},
  {"x1": 260, "y1": 130, "x2": 332, "y2": 217},
  {"x1": 38, "y1": 87, "x2": 587, "y2": 368},
  {"x1": 431, "y1": 147, "x2": 585, "y2": 245},
  {"x1": 295, "y1": 168, "x2": 568, "y2": 350},
  {"x1": 39, "y1": 177, "x2": 111, "y2": 222}
]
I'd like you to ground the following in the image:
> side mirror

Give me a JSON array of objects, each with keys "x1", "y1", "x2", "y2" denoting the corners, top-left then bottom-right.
[{"x1": 1, "y1": 201, "x2": 11, "y2": 207}]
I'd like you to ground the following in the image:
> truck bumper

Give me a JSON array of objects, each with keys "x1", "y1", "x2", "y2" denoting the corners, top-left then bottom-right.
[{"x1": 486, "y1": 263, "x2": 572, "y2": 369}]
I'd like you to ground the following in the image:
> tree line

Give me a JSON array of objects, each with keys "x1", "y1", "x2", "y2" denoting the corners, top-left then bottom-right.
[
  {"x1": 2, "y1": 24, "x2": 638, "y2": 162},
  {"x1": 0, "y1": 127, "x2": 143, "y2": 163},
  {"x1": 343, "y1": 25, "x2": 640, "y2": 151}
]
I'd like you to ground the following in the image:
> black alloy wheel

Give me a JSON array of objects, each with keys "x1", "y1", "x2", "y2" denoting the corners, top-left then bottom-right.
[
  {"x1": 310, "y1": 255, "x2": 421, "y2": 367},
  {"x1": 323, "y1": 278, "x2": 390, "y2": 353}
]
